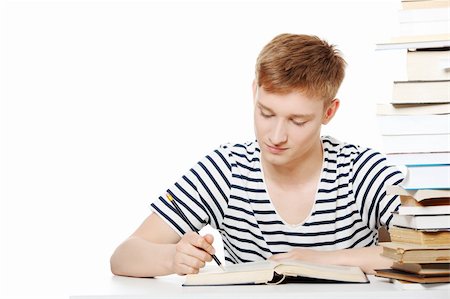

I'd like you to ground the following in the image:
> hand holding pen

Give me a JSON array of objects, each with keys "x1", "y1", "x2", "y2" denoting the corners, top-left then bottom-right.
[{"x1": 166, "y1": 194, "x2": 225, "y2": 274}]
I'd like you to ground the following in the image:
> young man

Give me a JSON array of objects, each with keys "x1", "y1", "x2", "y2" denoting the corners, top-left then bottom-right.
[{"x1": 110, "y1": 33, "x2": 404, "y2": 277}]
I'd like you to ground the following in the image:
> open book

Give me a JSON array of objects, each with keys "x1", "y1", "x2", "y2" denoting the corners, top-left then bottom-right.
[{"x1": 183, "y1": 260, "x2": 368, "y2": 286}]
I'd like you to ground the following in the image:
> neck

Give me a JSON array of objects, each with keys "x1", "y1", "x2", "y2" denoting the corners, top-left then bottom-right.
[{"x1": 262, "y1": 138, "x2": 323, "y2": 186}]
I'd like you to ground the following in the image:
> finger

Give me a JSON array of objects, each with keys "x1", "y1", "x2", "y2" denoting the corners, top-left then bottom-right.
[
  {"x1": 173, "y1": 246, "x2": 207, "y2": 274},
  {"x1": 195, "y1": 235, "x2": 216, "y2": 255},
  {"x1": 203, "y1": 233, "x2": 214, "y2": 245},
  {"x1": 179, "y1": 251, "x2": 207, "y2": 269},
  {"x1": 185, "y1": 233, "x2": 215, "y2": 256},
  {"x1": 176, "y1": 240, "x2": 212, "y2": 263},
  {"x1": 174, "y1": 263, "x2": 200, "y2": 275},
  {"x1": 202, "y1": 234, "x2": 216, "y2": 255},
  {"x1": 187, "y1": 243, "x2": 213, "y2": 262}
]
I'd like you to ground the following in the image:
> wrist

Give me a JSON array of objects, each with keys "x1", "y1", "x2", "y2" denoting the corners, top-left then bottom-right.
[
  {"x1": 328, "y1": 249, "x2": 346, "y2": 266},
  {"x1": 167, "y1": 244, "x2": 177, "y2": 274}
]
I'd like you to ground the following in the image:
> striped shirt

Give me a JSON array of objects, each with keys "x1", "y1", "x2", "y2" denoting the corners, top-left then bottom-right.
[{"x1": 150, "y1": 136, "x2": 404, "y2": 264}]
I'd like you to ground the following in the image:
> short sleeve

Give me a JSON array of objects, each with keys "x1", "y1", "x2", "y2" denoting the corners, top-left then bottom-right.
[
  {"x1": 150, "y1": 145, "x2": 232, "y2": 237},
  {"x1": 351, "y1": 149, "x2": 405, "y2": 233}
]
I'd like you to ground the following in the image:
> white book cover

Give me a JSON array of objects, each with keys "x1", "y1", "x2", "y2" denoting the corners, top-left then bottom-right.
[
  {"x1": 376, "y1": 103, "x2": 450, "y2": 115},
  {"x1": 376, "y1": 33, "x2": 450, "y2": 50},
  {"x1": 377, "y1": 114, "x2": 450, "y2": 135},
  {"x1": 391, "y1": 278, "x2": 450, "y2": 290},
  {"x1": 392, "y1": 213, "x2": 450, "y2": 230},
  {"x1": 381, "y1": 133, "x2": 450, "y2": 154},
  {"x1": 401, "y1": 164, "x2": 450, "y2": 189},
  {"x1": 398, "y1": 205, "x2": 450, "y2": 215},
  {"x1": 398, "y1": 7, "x2": 450, "y2": 23},
  {"x1": 398, "y1": 19, "x2": 450, "y2": 37},
  {"x1": 406, "y1": 49, "x2": 450, "y2": 81},
  {"x1": 391, "y1": 80, "x2": 450, "y2": 104},
  {"x1": 386, "y1": 152, "x2": 450, "y2": 166}
]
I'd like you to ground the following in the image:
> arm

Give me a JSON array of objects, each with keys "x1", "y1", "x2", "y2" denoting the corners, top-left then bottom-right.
[
  {"x1": 112, "y1": 147, "x2": 232, "y2": 277},
  {"x1": 270, "y1": 246, "x2": 392, "y2": 274},
  {"x1": 110, "y1": 213, "x2": 215, "y2": 277}
]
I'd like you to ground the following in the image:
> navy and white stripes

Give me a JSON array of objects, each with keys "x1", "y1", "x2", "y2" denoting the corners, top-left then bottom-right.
[{"x1": 150, "y1": 136, "x2": 404, "y2": 265}]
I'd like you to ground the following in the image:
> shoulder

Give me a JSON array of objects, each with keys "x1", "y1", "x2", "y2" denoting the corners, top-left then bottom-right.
[
  {"x1": 198, "y1": 141, "x2": 260, "y2": 170},
  {"x1": 211, "y1": 141, "x2": 261, "y2": 176},
  {"x1": 218, "y1": 141, "x2": 260, "y2": 161},
  {"x1": 322, "y1": 135, "x2": 386, "y2": 165},
  {"x1": 220, "y1": 141, "x2": 259, "y2": 154},
  {"x1": 322, "y1": 135, "x2": 360, "y2": 156},
  {"x1": 322, "y1": 136, "x2": 404, "y2": 188}
]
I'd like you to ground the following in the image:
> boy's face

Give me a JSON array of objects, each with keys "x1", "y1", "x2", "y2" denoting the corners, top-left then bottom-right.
[{"x1": 253, "y1": 83, "x2": 338, "y2": 168}]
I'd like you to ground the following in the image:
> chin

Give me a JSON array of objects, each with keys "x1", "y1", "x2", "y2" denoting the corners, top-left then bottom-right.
[{"x1": 261, "y1": 151, "x2": 289, "y2": 166}]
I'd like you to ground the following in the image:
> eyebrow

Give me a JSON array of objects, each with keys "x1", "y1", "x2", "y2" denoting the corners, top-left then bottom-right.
[{"x1": 257, "y1": 102, "x2": 314, "y2": 119}]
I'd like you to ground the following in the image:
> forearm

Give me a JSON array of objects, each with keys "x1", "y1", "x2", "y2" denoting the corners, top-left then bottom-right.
[
  {"x1": 330, "y1": 246, "x2": 392, "y2": 274},
  {"x1": 110, "y1": 236, "x2": 176, "y2": 277}
]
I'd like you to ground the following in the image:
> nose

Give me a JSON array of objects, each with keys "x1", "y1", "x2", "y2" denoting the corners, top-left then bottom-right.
[{"x1": 269, "y1": 119, "x2": 288, "y2": 146}]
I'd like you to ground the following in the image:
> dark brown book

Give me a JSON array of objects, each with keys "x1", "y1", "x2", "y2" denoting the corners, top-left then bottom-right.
[
  {"x1": 392, "y1": 262, "x2": 450, "y2": 276},
  {"x1": 375, "y1": 268, "x2": 450, "y2": 283},
  {"x1": 386, "y1": 185, "x2": 450, "y2": 207},
  {"x1": 401, "y1": 197, "x2": 450, "y2": 207}
]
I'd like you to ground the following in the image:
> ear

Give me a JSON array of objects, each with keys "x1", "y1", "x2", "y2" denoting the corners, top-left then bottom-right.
[
  {"x1": 322, "y1": 98, "x2": 340, "y2": 125},
  {"x1": 252, "y1": 80, "x2": 258, "y2": 104}
]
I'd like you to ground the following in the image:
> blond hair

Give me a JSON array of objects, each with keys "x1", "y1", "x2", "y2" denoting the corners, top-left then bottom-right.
[{"x1": 255, "y1": 33, "x2": 346, "y2": 102}]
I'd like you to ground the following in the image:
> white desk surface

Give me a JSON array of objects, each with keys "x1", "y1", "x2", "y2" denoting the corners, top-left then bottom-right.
[{"x1": 70, "y1": 274, "x2": 450, "y2": 299}]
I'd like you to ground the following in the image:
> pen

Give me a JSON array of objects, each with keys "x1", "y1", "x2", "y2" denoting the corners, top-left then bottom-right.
[{"x1": 166, "y1": 193, "x2": 225, "y2": 271}]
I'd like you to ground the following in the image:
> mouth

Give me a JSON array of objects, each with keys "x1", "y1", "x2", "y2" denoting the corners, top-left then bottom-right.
[{"x1": 265, "y1": 143, "x2": 287, "y2": 154}]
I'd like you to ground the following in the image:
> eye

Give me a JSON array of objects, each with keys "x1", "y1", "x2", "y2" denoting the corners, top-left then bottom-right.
[
  {"x1": 260, "y1": 110, "x2": 274, "y2": 118},
  {"x1": 291, "y1": 119, "x2": 306, "y2": 126}
]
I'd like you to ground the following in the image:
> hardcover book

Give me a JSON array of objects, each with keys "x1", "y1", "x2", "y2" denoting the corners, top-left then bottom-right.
[
  {"x1": 183, "y1": 260, "x2": 368, "y2": 286},
  {"x1": 391, "y1": 213, "x2": 450, "y2": 230},
  {"x1": 392, "y1": 262, "x2": 450, "y2": 275},
  {"x1": 386, "y1": 152, "x2": 450, "y2": 167},
  {"x1": 400, "y1": 164, "x2": 450, "y2": 190},
  {"x1": 406, "y1": 49, "x2": 450, "y2": 80},
  {"x1": 376, "y1": 33, "x2": 450, "y2": 50},
  {"x1": 391, "y1": 80, "x2": 450, "y2": 104},
  {"x1": 401, "y1": 0, "x2": 450, "y2": 10},
  {"x1": 397, "y1": 205, "x2": 450, "y2": 215},
  {"x1": 377, "y1": 114, "x2": 450, "y2": 135},
  {"x1": 380, "y1": 242, "x2": 450, "y2": 263},
  {"x1": 376, "y1": 103, "x2": 450, "y2": 115},
  {"x1": 389, "y1": 226, "x2": 450, "y2": 245},
  {"x1": 381, "y1": 133, "x2": 450, "y2": 154},
  {"x1": 386, "y1": 185, "x2": 450, "y2": 205},
  {"x1": 375, "y1": 268, "x2": 450, "y2": 283}
]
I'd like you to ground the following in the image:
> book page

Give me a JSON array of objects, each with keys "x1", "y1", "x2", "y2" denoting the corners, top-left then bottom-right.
[
  {"x1": 277, "y1": 259, "x2": 367, "y2": 275},
  {"x1": 184, "y1": 260, "x2": 277, "y2": 286},
  {"x1": 198, "y1": 260, "x2": 277, "y2": 275},
  {"x1": 275, "y1": 259, "x2": 368, "y2": 283}
]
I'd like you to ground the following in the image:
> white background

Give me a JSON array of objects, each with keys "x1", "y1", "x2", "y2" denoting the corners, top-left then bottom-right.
[{"x1": 0, "y1": 0, "x2": 405, "y2": 298}]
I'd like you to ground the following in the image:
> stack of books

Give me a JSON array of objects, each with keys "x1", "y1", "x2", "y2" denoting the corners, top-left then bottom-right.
[
  {"x1": 376, "y1": 185, "x2": 450, "y2": 283},
  {"x1": 374, "y1": 0, "x2": 450, "y2": 285}
]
